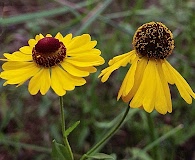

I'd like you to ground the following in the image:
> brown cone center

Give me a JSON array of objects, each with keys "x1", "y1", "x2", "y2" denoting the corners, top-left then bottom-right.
[{"x1": 132, "y1": 22, "x2": 174, "y2": 59}]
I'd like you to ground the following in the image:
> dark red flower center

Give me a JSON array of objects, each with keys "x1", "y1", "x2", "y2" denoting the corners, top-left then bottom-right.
[
  {"x1": 32, "y1": 37, "x2": 66, "y2": 67},
  {"x1": 35, "y1": 37, "x2": 61, "y2": 53}
]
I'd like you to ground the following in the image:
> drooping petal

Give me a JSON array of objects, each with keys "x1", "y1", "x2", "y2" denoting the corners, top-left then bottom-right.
[
  {"x1": 117, "y1": 57, "x2": 138, "y2": 100},
  {"x1": 156, "y1": 61, "x2": 172, "y2": 113},
  {"x1": 141, "y1": 60, "x2": 157, "y2": 113},
  {"x1": 163, "y1": 60, "x2": 195, "y2": 104},
  {"x1": 99, "y1": 51, "x2": 136, "y2": 83},
  {"x1": 122, "y1": 57, "x2": 147, "y2": 102},
  {"x1": 130, "y1": 60, "x2": 157, "y2": 113},
  {"x1": 28, "y1": 68, "x2": 51, "y2": 95},
  {"x1": 109, "y1": 50, "x2": 137, "y2": 66},
  {"x1": 154, "y1": 61, "x2": 171, "y2": 114}
]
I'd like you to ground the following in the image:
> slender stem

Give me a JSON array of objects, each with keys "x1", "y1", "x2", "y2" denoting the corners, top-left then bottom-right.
[
  {"x1": 59, "y1": 96, "x2": 74, "y2": 160},
  {"x1": 80, "y1": 103, "x2": 130, "y2": 160},
  {"x1": 145, "y1": 113, "x2": 159, "y2": 160}
]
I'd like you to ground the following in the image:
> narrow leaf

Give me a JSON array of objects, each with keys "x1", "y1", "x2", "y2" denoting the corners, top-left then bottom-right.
[
  {"x1": 87, "y1": 153, "x2": 114, "y2": 159},
  {"x1": 1, "y1": 1, "x2": 98, "y2": 26},
  {"x1": 64, "y1": 121, "x2": 80, "y2": 137}
]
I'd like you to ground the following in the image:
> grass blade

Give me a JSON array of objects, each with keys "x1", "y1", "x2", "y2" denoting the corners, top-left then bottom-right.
[
  {"x1": 1, "y1": 1, "x2": 97, "y2": 26},
  {"x1": 75, "y1": 0, "x2": 113, "y2": 35}
]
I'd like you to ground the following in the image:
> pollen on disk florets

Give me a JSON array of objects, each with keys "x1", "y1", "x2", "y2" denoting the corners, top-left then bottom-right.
[
  {"x1": 132, "y1": 22, "x2": 174, "y2": 59},
  {"x1": 32, "y1": 37, "x2": 66, "y2": 67}
]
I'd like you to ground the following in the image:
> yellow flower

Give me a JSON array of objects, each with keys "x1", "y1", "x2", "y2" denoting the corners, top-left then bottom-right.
[
  {"x1": 99, "y1": 22, "x2": 195, "y2": 114},
  {"x1": 0, "y1": 33, "x2": 105, "y2": 96}
]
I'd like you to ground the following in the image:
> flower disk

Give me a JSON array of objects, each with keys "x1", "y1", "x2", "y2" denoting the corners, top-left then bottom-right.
[
  {"x1": 132, "y1": 22, "x2": 174, "y2": 59},
  {"x1": 32, "y1": 37, "x2": 66, "y2": 67}
]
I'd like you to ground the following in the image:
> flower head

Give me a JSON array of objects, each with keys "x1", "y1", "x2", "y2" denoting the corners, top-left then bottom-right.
[
  {"x1": 0, "y1": 33, "x2": 105, "y2": 96},
  {"x1": 99, "y1": 22, "x2": 195, "y2": 114}
]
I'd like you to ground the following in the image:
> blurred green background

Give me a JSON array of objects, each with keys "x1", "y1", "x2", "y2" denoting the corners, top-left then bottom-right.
[{"x1": 0, "y1": 0, "x2": 195, "y2": 159}]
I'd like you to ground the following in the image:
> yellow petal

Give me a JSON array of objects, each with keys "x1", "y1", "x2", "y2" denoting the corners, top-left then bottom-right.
[
  {"x1": 28, "y1": 39, "x2": 37, "y2": 48},
  {"x1": 62, "y1": 33, "x2": 72, "y2": 46},
  {"x1": 2, "y1": 61, "x2": 35, "y2": 70},
  {"x1": 109, "y1": 50, "x2": 136, "y2": 66},
  {"x1": 117, "y1": 57, "x2": 138, "y2": 100},
  {"x1": 19, "y1": 46, "x2": 33, "y2": 54},
  {"x1": 0, "y1": 62, "x2": 40, "y2": 85},
  {"x1": 99, "y1": 51, "x2": 135, "y2": 82},
  {"x1": 3, "y1": 52, "x2": 32, "y2": 61},
  {"x1": 67, "y1": 41, "x2": 97, "y2": 54},
  {"x1": 51, "y1": 67, "x2": 86, "y2": 96},
  {"x1": 66, "y1": 54, "x2": 105, "y2": 67},
  {"x1": 163, "y1": 60, "x2": 195, "y2": 104},
  {"x1": 51, "y1": 67, "x2": 67, "y2": 96},
  {"x1": 130, "y1": 60, "x2": 157, "y2": 113},
  {"x1": 60, "y1": 61, "x2": 90, "y2": 77},
  {"x1": 122, "y1": 58, "x2": 147, "y2": 102},
  {"x1": 28, "y1": 68, "x2": 51, "y2": 95},
  {"x1": 46, "y1": 34, "x2": 52, "y2": 37},
  {"x1": 157, "y1": 61, "x2": 172, "y2": 113},
  {"x1": 66, "y1": 34, "x2": 91, "y2": 50},
  {"x1": 67, "y1": 49, "x2": 101, "y2": 57},
  {"x1": 154, "y1": 62, "x2": 169, "y2": 114},
  {"x1": 142, "y1": 60, "x2": 157, "y2": 113},
  {"x1": 55, "y1": 32, "x2": 63, "y2": 41},
  {"x1": 162, "y1": 60, "x2": 175, "y2": 84},
  {"x1": 35, "y1": 34, "x2": 44, "y2": 41}
]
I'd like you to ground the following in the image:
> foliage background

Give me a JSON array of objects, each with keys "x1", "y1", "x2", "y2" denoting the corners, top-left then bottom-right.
[{"x1": 0, "y1": 0, "x2": 195, "y2": 159}]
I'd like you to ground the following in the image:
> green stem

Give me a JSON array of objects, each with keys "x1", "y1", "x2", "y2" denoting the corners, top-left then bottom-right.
[
  {"x1": 145, "y1": 113, "x2": 159, "y2": 160},
  {"x1": 80, "y1": 103, "x2": 130, "y2": 160},
  {"x1": 59, "y1": 96, "x2": 74, "y2": 160}
]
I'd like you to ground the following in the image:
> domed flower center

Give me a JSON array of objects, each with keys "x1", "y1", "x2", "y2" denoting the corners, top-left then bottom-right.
[
  {"x1": 32, "y1": 37, "x2": 66, "y2": 67},
  {"x1": 132, "y1": 22, "x2": 174, "y2": 59}
]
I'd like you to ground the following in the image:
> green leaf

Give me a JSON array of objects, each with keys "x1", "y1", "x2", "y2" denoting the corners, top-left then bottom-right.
[
  {"x1": 87, "y1": 153, "x2": 114, "y2": 159},
  {"x1": 64, "y1": 121, "x2": 80, "y2": 137},
  {"x1": 52, "y1": 140, "x2": 72, "y2": 160}
]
